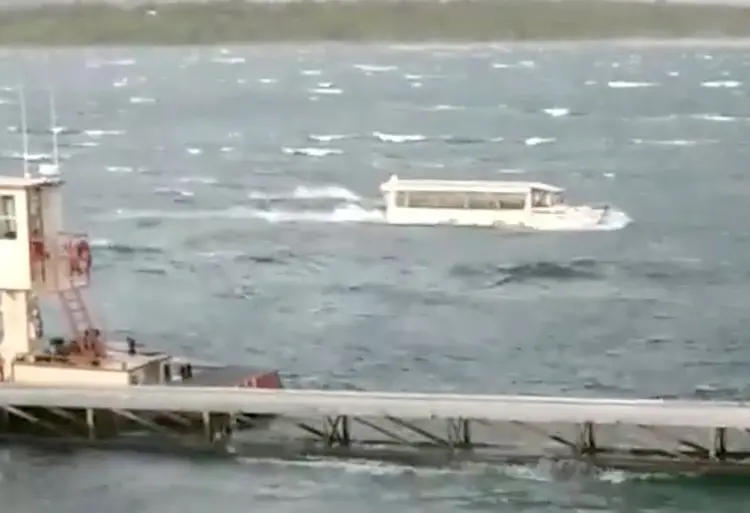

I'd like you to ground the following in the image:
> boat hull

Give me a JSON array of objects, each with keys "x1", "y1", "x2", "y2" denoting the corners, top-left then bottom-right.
[{"x1": 382, "y1": 205, "x2": 611, "y2": 231}]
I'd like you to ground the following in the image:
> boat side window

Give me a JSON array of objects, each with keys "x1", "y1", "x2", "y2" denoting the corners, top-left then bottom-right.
[
  {"x1": 407, "y1": 191, "x2": 465, "y2": 209},
  {"x1": 0, "y1": 194, "x2": 17, "y2": 240},
  {"x1": 466, "y1": 192, "x2": 496, "y2": 210},
  {"x1": 395, "y1": 192, "x2": 407, "y2": 207},
  {"x1": 496, "y1": 193, "x2": 526, "y2": 210}
]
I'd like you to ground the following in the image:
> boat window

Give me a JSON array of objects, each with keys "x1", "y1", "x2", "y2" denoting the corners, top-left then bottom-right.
[
  {"x1": 395, "y1": 192, "x2": 407, "y2": 207},
  {"x1": 532, "y1": 190, "x2": 560, "y2": 208},
  {"x1": 466, "y1": 193, "x2": 496, "y2": 210},
  {"x1": 0, "y1": 195, "x2": 17, "y2": 240},
  {"x1": 407, "y1": 192, "x2": 466, "y2": 209},
  {"x1": 466, "y1": 192, "x2": 526, "y2": 210},
  {"x1": 497, "y1": 193, "x2": 526, "y2": 210}
]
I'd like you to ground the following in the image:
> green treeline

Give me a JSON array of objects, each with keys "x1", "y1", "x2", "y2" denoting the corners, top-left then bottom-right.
[{"x1": 0, "y1": 0, "x2": 749, "y2": 45}]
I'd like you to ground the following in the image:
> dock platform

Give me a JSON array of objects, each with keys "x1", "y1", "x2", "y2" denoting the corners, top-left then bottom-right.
[{"x1": 2, "y1": 385, "x2": 750, "y2": 474}]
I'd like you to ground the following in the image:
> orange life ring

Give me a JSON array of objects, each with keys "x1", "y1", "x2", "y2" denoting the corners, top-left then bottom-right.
[{"x1": 70, "y1": 240, "x2": 92, "y2": 276}]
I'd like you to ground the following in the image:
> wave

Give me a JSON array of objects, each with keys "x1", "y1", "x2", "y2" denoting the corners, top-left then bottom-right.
[
  {"x1": 104, "y1": 204, "x2": 383, "y2": 225},
  {"x1": 282, "y1": 147, "x2": 343, "y2": 157},
  {"x1": 248, "y1": 184, "x2": 361, "y2": 202}
]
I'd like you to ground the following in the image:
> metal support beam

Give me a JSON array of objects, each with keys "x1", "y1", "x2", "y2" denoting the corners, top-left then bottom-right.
[
  {"x1": 711, "y1": 427, "x2": 727, "y2": 460},
  {"x1": 325, "y1": 416, "x2": 350, "y2": 447},
  {"x1": 447, "y1": 418, "x2": 471, "y2": 448}
]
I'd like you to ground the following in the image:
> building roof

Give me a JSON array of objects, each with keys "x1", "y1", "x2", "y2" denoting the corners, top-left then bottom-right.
[{"x1": 0, "y1": 175, "x2": 62, "y2": 190}]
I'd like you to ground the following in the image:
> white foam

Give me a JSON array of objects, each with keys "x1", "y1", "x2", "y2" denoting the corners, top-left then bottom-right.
[
  {"x1": 87, "y1": 58, "x2": 136, "y2": 68},
  {"x1": 108, "y1": 204, "x2": 384, "y2": 225},
  {"x1": 212, "y1": 56, "x2": 245, "y2": 64},
  {"x1": 290, "y1": 185, "x2": 361, "y2": 201},
  {"x1": 301, "y1": 69, "x2": 322, "y2": 76},
  {"x1": 701, "y1": 80, "x2": 741, "y2": 88},
  {"x1": 308, "y1": 134, "x2": 350, "y2": 142},
  {"x1": 691, "y1": 113, "x2": 736, "y2": 122},
  {"x1": 632, "y1": 138, "x2": 707, "y2": 146},
  {"x1": 256, "y1": 204, "x2": 383, "y2": 224},
  {"x1": 607, "y1": 81, "x2": 657, "y2": 88},
  {"x1": 154, "y1": 187, "x2": 194, "y2": 198},
  {"x1": 353, "y1": 64, "x2": 397, "y2": 72},
  {"x1": 282, "y1": 147, "x2": 343, "y2": 157},
  {"x1": 492, "y1": 60, "x2": 535, "y2": 69},
  {"x1": 373, "y1": 131, "x2": 426, "y2": 143},
  {"x1": 186, "y1": 147, "x2": 202, "y2": 156},
  {"x1": 248, "y1": 184, "x2": 360, "y2": 202},
  {"x1": 543, "y1": 107, "x2": 569, "y2": 117},
  {"x1": 425, "y1": 104, "x2": 464, "y2": 111},
  {"x1": 85, "y1": 129, "x2": 125, "y2": 137},
  {"x1": 106, "y1": 166, "x2": 135, "y2": 173},
  {"x1": 310, "y1": 87, "x2": 343, "y2": 95},
  {"x1": 129, "y1": 97, "x2": 156, "y2": 104},
  {"x1": 178, "y1": 175, "x2": 218, "y2": 185},
  {"x1": 524, "y1": 137, "x2": 555, "y2": 146}
]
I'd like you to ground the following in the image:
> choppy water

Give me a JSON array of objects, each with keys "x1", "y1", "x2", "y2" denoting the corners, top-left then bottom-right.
[{"x1": 0, "y1": 42, "x2": 750, "y2": 511}]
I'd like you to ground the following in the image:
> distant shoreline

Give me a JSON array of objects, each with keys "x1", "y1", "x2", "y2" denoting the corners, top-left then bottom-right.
[{"x1": 1, "y1": 1, "x2": 749, "y2": 45}]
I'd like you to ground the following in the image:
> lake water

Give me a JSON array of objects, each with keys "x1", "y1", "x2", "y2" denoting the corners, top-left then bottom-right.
[{"x1": 0, "y1": 42, "x2": 749, "y2": 512}]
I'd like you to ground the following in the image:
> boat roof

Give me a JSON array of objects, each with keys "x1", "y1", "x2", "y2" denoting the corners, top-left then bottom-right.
[
  {"x1": 380, "y1": 176, "x2": 563, "y2": 194},
  {"x1": 0, "y1": 175, "x2": 62, "y2": 190}
]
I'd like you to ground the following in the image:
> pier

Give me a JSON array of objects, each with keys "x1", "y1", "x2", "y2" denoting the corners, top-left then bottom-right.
[
  {"x1": 1, "y1": 385, "x2": 750, "y2": 474},
  {"x1": 0, "y1": 144, "x2": 749, "y2": 475}
]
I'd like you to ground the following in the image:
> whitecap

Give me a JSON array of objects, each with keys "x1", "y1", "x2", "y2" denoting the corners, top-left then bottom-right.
[
  {"x1": 353, "y1": 64, "x2": 397, "y2": 72},
  {"x1": 632, "y1": 139, "x2": 705, "y2": 146},
  {"x1": 178, "y1": 175, "x2": 218, "y2": 185},
  {"x1": 492, "y1": 60, "x2": 535, "y2": 69},
  {"x1": 701, "y1": 80, "x2": 741, "y2": 88},
  {"x1": 524, "y1": 137, "x2": 555, "y2": 146},
  {"x1": 212, "y1": 56, "x2": 245, "y2": 64},
  {"x1": 129, "y1": 97, "x2": 156, "y2": 104},
  {"x1": 310, "y1": 87, "x2": 343, "y2": 95},
  {"x1": 186, "y1": 147, "x2": 202, "y2": 155},
  {"x1": 372, "y1": 131, "x2": 426, "y2": 143},
  {"x1": 106, "y1": 204, "x2": 383, "y2": 224},
  {"x1": 691, "y1": 113, "x2": 736, "y2": 122},
  {"x1": 543, "y1": 108, "x2": 569, "y2": 117},
  {"x1": 106, "y1": 166, "x2": 134, "y2": 173},
  {"x1": 154, "y1": 187, "x2": 194, "y2": 198},
  {"x1": 87, "y1": 58, "x2": 136, "y2": 68},
  {"x1": 259, "y1": 78, "x2": 277, "y2": 84},
  {"x1": 85, "y1": 129, "x2": 125, "y2": 137},
  {"x1": 282, "y1": 147, "x2": 343, "y2": 157},
  {"x1": 308, "y1": 134, "x2": 350, "y2": 142},
  {"x1": 607, "y1": 81, "x2": 657, "y2": 88},
  {"x1": 425, "y1": 104, "x2": 464, "y2": 111},
  {"x1": 291, "y1": 185, "x2": 361, "y2": 201},
  {"x1": 301, "y1": 69, "x2": 322, "y2": 76},
  {"x1": 248, "y1": 184, "x2": 360, "y2": 202},
  {"x1": 255, "y1": 204, "x2": 384, "y2": 224}
]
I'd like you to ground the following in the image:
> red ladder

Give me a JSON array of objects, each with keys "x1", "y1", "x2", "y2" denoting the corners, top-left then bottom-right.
[{"x1": 58, "y1": 287, "x2": 95, "y2": 341}]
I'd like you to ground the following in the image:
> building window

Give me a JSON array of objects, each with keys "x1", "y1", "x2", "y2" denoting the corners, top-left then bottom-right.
[{"x1": 0, "y1": 195, "x2": 17, "y2": 240}]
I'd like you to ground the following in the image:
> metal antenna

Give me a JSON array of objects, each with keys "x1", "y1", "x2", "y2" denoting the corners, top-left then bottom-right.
[
  {"x1": 19, "y1": 86, "x2": 30, "y2": 178},
  {"x1": 49, "y1": 90, "x2": 59, "y2": 169}
]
